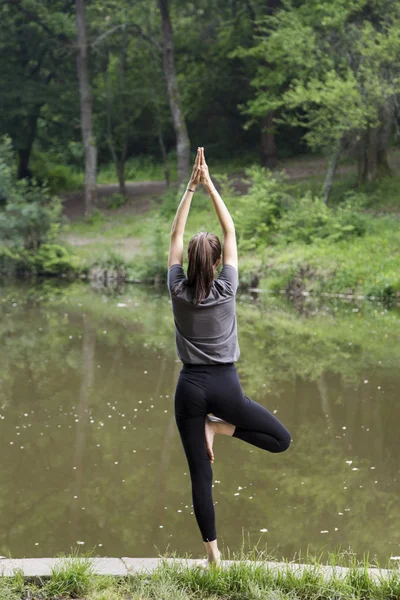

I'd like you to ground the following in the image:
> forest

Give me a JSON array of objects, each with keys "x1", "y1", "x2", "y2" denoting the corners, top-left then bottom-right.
[{"x1": 0, "y1": 0, "x2": 399, "y2": 298}]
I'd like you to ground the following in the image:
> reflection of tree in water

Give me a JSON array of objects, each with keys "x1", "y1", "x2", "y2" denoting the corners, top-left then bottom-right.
[
  {"x1": 152, "y1": 358, "x2": 180, "y2": 551},
  {"x1": 70, "y1": 316, "x2": 96, "y2": 542}
]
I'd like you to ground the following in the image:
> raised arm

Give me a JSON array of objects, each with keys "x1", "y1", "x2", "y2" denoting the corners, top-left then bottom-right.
[
  {"x1": 199, "y1": 147, "x2": 238, "y2": 270},
  {"x1": 168, "y1": 149, "x2": 201, "y2": 268}
]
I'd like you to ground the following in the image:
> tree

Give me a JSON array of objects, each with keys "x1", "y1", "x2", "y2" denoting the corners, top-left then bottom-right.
[
  {"x1": 76, "y1": 0, "x2": 97, "y2": 215},
  {"x1": 0, "y1": 0, "x2": 75, "y2": 179},
  {"x1": 158, "y1": 0, "x2": 190, "y2": 190},
  {"x1": 235, "y1": 0, "x2": 400, "y2": 202}
]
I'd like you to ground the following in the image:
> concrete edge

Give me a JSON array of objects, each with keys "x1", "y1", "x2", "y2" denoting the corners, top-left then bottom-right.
[{"x1": 0, "y1": 557, "x2": 398, "y2": 579}]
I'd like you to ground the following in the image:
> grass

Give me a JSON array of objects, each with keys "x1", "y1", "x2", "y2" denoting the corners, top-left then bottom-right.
[
  {"x1": 59, "y1": 171, "x2": 400, "y2": 300},
  {"x1": 259, "y1": 213, "x2": 400, "y2": 298},
  {"x1": 25, "y1": 146, "x2": 400, "y2": 298},
  {"x1": 1, "y1": 547, "x2": 400, "y2": 599}
]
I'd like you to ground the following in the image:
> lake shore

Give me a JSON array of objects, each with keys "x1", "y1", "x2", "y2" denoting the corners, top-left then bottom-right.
[{"x1": 2, "y1": 551, "x2": 400, "y2": 599}]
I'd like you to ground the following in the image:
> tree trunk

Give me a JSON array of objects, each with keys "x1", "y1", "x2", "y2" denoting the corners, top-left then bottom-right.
[
  {"x1": 76, "y1": 0, "x2": 97, "y2": 216},
  {"x1": 17, "y1": 112, "x2": 39, "y2": 180},
  {"x1": 17, "y1": 148, "x2": 33, "y2": 180},
  {"x1": 376, "y1": 102, "x2": 392, "y2": 179},
  {"x1": 117, "y1": 161, "x2": 127, "y2": 197},
  {"x1": 158, "y1": 126, "x2": 170, "y2": 187},
  {"x1": 366, "y1": 126, "x2": 378, "y2": 181},
  {"x1": 158, "y1": 0, "x2": 190, "y2": 190},
  {"x1": 323, "y1": 139, "x2": 342, "y2": 204},
  {"x1": 357, "y1": 104, "x2": 392, "y2": 184},
  {"x1": 260, "y1": 112, "x2": 277, "y2": 168},
  {"x1": 356, "y1": 130, "x2": 369, "y2": 185}
]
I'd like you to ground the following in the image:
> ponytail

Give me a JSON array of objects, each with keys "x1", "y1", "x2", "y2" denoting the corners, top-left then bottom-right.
[{"x1": 187, "y1": 232, "x2": 221, "y2": 304}]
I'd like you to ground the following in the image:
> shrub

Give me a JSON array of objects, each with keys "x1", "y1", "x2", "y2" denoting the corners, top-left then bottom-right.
[
  {"x1": 331, "y1": 191, "x2": 368, "y2": 240},
  {"x1": 0, "y1": 136, "x2": 64, "y2": 252},
  {"x1": 0, "y1": 179, "x2": 64, "y2": 251},
  {"x1": 278, "y1": 192, "x2": 331, "y2": 244},
  {"x1": 91, "y1": 248, "x2": 127, "y2": 270},
  {"x1": 29, "y1": 243, "x2": 80, "y2": 275},
  {"x1": 30, "y1": 150, "x2": 82, "y2": 193},
  {"x1": 158, "y1": 185, "x2": 210, "y2": 218},
  {"x1": 83, "y1": 208, "x2": 106, "y2": 226},
  {"x1": 233, "y1": 166, "x2": 291, "y2": 250},
  {"x1": 104, "y1": 192, "x2": 127, "y2": 210},
  {"x1": 277, "y1": 191, "x2": 368, "y2": 244},
  {"x1": 0, "y1": 244, "x2": 80, "y2": 276}
]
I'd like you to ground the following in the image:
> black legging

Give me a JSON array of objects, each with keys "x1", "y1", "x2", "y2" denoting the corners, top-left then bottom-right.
[{"x1": 174, "y1": 363, "x2": 291, "y2": 542}]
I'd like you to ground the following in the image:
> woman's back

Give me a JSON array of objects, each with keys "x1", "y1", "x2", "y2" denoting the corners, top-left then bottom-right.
[{"x1": 168, "y1": 263, "x2": 240, "y2": 364}]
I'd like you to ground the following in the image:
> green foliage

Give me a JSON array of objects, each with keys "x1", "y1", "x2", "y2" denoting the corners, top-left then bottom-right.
[
  {"x1": 30, "y1": 243, "x2": 81, "y2": 275},
  {"x1": 1, "y1": 548, "x2": 400, "y2": 599},
  {"x1": 278, "y1": 191, "x2": 368, "y2": 244},
  {"x1": 30, "y1": 150, "x2": 82, "y2": 193},
  {"x1": 91, "y1": 248, "x2": 127, "y2": 270},
  {"x1": 158, "y1": 185, "x2": 210, "y2": 219},
  {"x1": 44, "y1": 550, "x2": 94, "y2": 598},
  {"x1": 0, "y1": 243, "x2": 80, "y2": 276},
  {"x1": 235, "y1": 0, "x2": 400, "y2": 152},
  {"x1": 105, "y1": 192, "x2": 127, "y2": 209},
  {"x1": 233, "y1": 167, "x2": 367, "y2": 249},
  {"x1": 83, "y1": 208, "x2": 107, "y2": 226},
  {"x1": 97, "y1": 154, "x2": 177, "y2": 184},
  {"x1": 234, "y1": 166, "x2": 291, "y2": 250},
  {"x1": 262, "y1": 213, "x2": 400, "y2": 299},
  {"x1": 0, "y1": 136, "x2": 64, "y2": 252}
]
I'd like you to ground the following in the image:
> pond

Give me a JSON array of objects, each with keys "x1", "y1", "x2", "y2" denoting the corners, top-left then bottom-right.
[{"x1": 0, "y1": 280, "x2": 399, "y2": 564}]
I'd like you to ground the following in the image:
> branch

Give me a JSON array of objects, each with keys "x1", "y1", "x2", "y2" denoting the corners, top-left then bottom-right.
[{"x1": 91, "y1": 23, "x2": 162, "y2": 54}]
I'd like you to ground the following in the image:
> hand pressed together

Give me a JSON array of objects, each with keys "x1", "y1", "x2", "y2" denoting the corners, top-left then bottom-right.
[{"x1": 188, "y1": 147, "x2": 213, "y2": 192}]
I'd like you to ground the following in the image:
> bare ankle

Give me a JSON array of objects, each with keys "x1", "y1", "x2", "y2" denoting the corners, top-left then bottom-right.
[{"x1": 203, "y1": 539, "x2": 220, "y2": 561}]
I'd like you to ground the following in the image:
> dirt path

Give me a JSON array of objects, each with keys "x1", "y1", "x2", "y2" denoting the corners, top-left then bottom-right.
[
  {"x1": 61, "y1": 161, "x2": 332, "y2": 222},
  {"x1": 62, "y1": 149, "x2": 400, "y2": 221},
  {"x1": 62, "y1": 181, "x2": 167, "y2": 221}
]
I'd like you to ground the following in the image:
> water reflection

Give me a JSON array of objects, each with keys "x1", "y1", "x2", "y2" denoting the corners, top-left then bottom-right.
[{"x1": 0, "y1": 281, "x2": 399, "y2": 562}]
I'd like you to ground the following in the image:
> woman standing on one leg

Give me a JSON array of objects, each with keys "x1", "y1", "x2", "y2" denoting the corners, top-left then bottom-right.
[{"x1": 167, "y1": 147, "x2": 291, "y2": 567}]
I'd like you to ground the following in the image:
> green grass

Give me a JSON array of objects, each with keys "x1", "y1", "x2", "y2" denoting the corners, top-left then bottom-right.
[
  {"x1": 259, "y1": 214, "x2": 400, "y2": 299},
  {"x1": 1, "y1": 547, "x2": 400, "y2": 599},
  {"x1": 59, "y1": 174, "x2": 400, "y2": 300}
]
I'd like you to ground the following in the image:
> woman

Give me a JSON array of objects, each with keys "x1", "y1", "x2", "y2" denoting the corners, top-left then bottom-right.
[{"x1": 167, "y1": 147, "x2": 291, "y2": 567}]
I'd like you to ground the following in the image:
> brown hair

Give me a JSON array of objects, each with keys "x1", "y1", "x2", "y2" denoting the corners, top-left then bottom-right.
[{"x1": 187, "y1": 232, "x2": 221, "y2": 304}]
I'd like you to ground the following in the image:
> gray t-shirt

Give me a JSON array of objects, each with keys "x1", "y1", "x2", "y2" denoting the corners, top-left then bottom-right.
[{"x1": 167, "y1": 263, "x2": 240, "y2": 365}]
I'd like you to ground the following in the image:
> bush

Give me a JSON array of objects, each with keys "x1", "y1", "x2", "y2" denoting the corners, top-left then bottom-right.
[
  {"x1": 331, "y1": 191, "x2": 368, "y2": 239},
  {"x1": 30, "y1": 243, "x2": 80, "y2": 275},
  {"x1": 278, "y1": 192, "x2": 331, "y2": 244},
  {"x1": 104, "y1": 192, "x2": 127, "y2": 210},
  {"x1": 0, "y1": 135, "x2": 79, "y2": 277},
  {"x1": 83, "y1": 208, "x2": 107, "y2": 226},
  {"x1": 91, "y1": 248, "x2": 127, "y2": 270},
  {"x1": 30, "y1": 150, "x2": 82, "y2": 193},
  {"x1": 0, "y1": 244, "x2": 80, "y2": 276},
  {"x1": 233, "y1": 166, "x2": 291, "y2": 250},
  {"x1": 158, "y1": 185, "x2": 211, "y2": 218},
  {"x1": 271, "y1": 190, "x2": 368, "y2": 245},
  {"x1": 0, "y1": 136, "x2": 65, "y2": 252},
  {"x1": 0, "y1": 179, "x2": 64, "y2": 251}
]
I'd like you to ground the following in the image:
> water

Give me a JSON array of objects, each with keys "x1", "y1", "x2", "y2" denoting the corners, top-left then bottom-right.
[{"x1": 0, "y1": 280, "x2": 399, "y2": 563}]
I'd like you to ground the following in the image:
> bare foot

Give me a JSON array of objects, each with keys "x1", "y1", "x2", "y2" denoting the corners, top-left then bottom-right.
[
  {"x1": 205, "y1": 415, "x2": 216, "y2": 463},
  {"x1": 207, "y1": 548, "x2": 221, "y2": 567}
]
